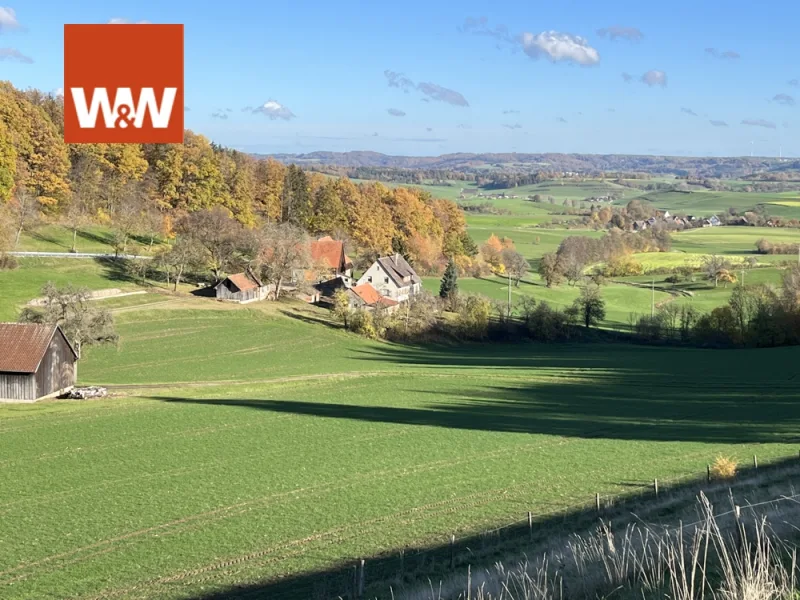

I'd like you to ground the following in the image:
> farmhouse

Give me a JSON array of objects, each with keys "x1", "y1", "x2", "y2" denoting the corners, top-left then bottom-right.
[
  {"x1": 0, "y1": 323, "x2": 78, "y2": 403},
  {"x1": 215, "y1": 271, "x2": 271, "y2": 304},
  {"x1": 357, "y1": 254, "x2": 422, "y2": 302},
  {"x1": 310, "y1": 236, "x2": 353, "y2": 282},
  {"x1": 348, "y1": 283, "x2": 400, "y2": 313}
]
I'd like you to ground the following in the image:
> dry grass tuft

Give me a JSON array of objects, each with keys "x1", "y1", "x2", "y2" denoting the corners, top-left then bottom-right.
[{"x1": 710, "y1": 456, "x2": 738, "y2": 480}]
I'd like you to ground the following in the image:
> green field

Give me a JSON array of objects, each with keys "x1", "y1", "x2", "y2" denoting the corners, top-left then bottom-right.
[
  {"x1": 2, "y1": 292, "x2": 800, "y2": 599},
  {"x1": 632, "y1": 189, "x2": 800, "y2": 219}
]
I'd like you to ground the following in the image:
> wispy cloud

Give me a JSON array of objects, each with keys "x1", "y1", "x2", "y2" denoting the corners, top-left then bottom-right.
[
  {"x1": 211, "y1": 111, "x2": 228, "y2": 120},
  {"x1": 741, "y1": 119, "x2": 776, "y2": 129},
  {"x1": 417, "y1": 82, "x2": 469, "y2": 106},
  {"x1": 0, "y1": 48, "x2": 32, "y2": 63},
  {"x1": 426, "y1": 127, "x2": 433, "y2": 132},
  {"x1": 108, "y1": 18, "x2": 151, "y2": 24},
  {"x1": 773, "y1": 93, "x2": 795, "y2": 106},
  {"x1": 458, "y1": 16, "x2": 514, "y2": 45},
  {"x1": 597, "y1": 26, "x2": 643, "y2": 42},
  {"x1": 622, "y1": 72, "x2": 633, "y2": 83},
  {"x1": 521, "y1": 31, "x2": 600, "y2": 65},
  {"x1": 607, "y1": 108, "x2": 616, "y2": 113},
  {"x1": 502, "y1": 109, "x2": 520, "y2": 114},
  {"x1": 384, "y1": 70, "x2": 415, "y2": 93},
  {"x1": 389, "y1": 137, "x2": 447, "y2": 143},
  {"x1": 641, "y1": 70, "x2": 667, "y2": 87},
  {"x1": 502, "y1": 123, "x2": 522, "y2": 129},
  {"x1": 789, "y1": 79, "x2": 799, "y2": 87},
  {"x1": 709, "y1": 119, "x2": 728, "y2": 127},
  {"x1": 245, "y1": 100, "x2": 296, "y2": 120},
  {"x1": 457, "y1": 124, "x2": 471, "y2": 129},
  {"x1": 705, "y1": 48, "x2": 740, "y2": 60},
  {"x1": 184, "y1": 106, "x2": 190, "y2": 112},
  {"x1": 681, "y1": 107, "x2": 698, "y2": 116},
  {"x1": 0, "y1": 7, "x2": 20, "y2": 31},
  {"x1": 385, "y1": 71, "x2": 470, "y2": 107},
  {"x1": 557, "y1": 117, "x2": 568, "y2": 123},
  {"x1": 387, "y1": 108, "x2": 406, "y2": 117}
]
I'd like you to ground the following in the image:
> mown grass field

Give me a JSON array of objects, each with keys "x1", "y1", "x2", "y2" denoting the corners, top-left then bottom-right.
[
  {"x1": 633, "y1": 189, "x2": 800, "y2": 219},
  {"x1": 2, "y1": 291, "x2": 800, "y2": 599}
]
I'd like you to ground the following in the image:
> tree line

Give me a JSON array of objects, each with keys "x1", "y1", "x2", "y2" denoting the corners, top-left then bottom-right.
[{"x1": 0, "y1": 82, "x2": 472, "y2": 278}]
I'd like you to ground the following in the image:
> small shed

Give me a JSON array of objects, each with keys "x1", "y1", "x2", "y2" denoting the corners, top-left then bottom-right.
[
  {"x1": 0, "y1": 323, "x2": 78, "y2": 403},
  {"x1": 214, "y1": 271, "x2": 270, "y2": 304}
]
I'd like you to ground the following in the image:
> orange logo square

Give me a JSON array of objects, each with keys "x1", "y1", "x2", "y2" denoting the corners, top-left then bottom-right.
[{"x1": 64, "y1": 24, "x2": 184, "y2": 144}]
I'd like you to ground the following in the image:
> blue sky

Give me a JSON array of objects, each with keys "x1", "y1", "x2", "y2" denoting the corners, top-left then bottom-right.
[{"x1": 3, "y1": 0, "x2": 800, "y2": 157}]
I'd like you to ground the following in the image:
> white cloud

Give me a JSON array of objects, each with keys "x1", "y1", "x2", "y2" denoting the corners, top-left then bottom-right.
[
  {"x1": 502, "y1": 123, "x2": 522, "y2": 129},
  {"x1": 211, "y1": 111, "x2": 228, "y2": 120},
  {"x1": 0, "y1": 47, "x2": 32, "y2": 63},
  {"x1": 107, "y1": 18, "x2": 151, "y2": 24},
  {"x1": 597, "y1": 26, "x2": 643, "y2": 42},
  {"x1": 248, "y1": 100, "x2": 296, "y2": 120},
  {"x1": 681, "y1": 107, "x2": 698, "y2": 116},
  {"x1": 641, "y1": 70, "x2": 667, "y2": 87},
  {"x1": 709, "y1": 120, "x2": 728, "y2": 127},
  {"x1": 387, "y1": 108, "x2": 406, "y2": 117},
  {"x1": 0, "y1": 7, "x2": 20, "y2": 31},
  {"x1": 521, "y1": 31, "x2": 600, "y2": 65}
]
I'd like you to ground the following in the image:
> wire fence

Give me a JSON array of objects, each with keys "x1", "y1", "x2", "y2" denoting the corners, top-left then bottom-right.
[{"x1": 241, "y1": 451, "x2": 800, "y2": 600}]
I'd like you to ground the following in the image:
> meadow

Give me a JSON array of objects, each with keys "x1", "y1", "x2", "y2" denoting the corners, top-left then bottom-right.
[{"x1": 1, "y1": 292, "x2": 799, "y2": 599}]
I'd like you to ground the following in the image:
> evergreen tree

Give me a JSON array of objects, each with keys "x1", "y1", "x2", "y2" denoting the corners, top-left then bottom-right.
[{"x1": 439, "y1": 258, "x2": 459, "y2": 299}]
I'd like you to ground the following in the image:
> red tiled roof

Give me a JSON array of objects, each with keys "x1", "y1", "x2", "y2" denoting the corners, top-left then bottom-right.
[
  {"x1": 311, "y1": 238, "x2": 345, "y2": 271},
  {"x1": 351, "y1": 283, "x2": 397, "y2": 307},
  {"x1": 0, "y1": 323, "x2": 76, "y2": 374}
]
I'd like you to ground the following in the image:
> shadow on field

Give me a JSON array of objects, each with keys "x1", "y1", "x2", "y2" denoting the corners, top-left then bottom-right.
[
  {"x1": 157, "y1": 341, "x2": 800, "y2": 445},
  {"x1": 173, "y1": 458, "x2": 800, "y2": 600}
]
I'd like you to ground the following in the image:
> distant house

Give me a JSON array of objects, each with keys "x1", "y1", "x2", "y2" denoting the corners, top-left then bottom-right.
[
  {"x1": 357, "y1": 254, "x2": 422, "y2": 302},
  {"x1": 646, "y1": 216, "x2": 657, "y2": 227},
  {"x1": 313, "y1": 276, "x2": 350, "y2": 303},
  {"x1": 633, "y1": 220, "x2": 648, "y2": 231},
  {"x1": 0, "y1": 323, "x2": 78, "y2": 403},
  {"x1": 733, "y1": 216, "x2": 750, "y2": 226},
  {"x1": 348, "y1": 283, "x2": 400, "y2": 313},
  {"x1": 310, "y1": 237, "x2": 353, "y2": 282},
  {"x1": 709, "y1": 215, "x2": 721, "y2": 226},
  {"x1": 214, "y1": 271, "x2": 271, "y2": 304}
]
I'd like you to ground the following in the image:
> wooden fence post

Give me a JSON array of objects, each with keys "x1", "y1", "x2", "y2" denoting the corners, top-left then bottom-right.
[
  {"x1": 358, "y1": 559, "x2": 365, "y2": 598},
  {"x1": 596, "y1": 493, "x2": 600, "y2": 513},
  {"x1": 527, "y1": 511, "x2": 533, "y2": 540},
  {"x1": 450, "y1": 534, "x2": 456, "y2": 569},
  {"x1": 654, "y1": 478, "x2": 659, "y2": 497},
  {"x1": 753, "y1": 455, "x2": 758, "y2": 470}
]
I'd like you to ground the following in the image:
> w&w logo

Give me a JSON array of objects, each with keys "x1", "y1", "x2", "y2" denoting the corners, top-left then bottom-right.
[{"x1": 64, "y1": 24, "x2": 184, "y2": 144}]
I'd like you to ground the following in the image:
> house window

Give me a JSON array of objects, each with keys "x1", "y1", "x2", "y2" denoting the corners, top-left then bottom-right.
[
  {"x1": 367, "y1": 276, "x2": 372, "y2": 283},
  {"x1": 384, "y1": 277, "x2": 389, "y2": 284}
]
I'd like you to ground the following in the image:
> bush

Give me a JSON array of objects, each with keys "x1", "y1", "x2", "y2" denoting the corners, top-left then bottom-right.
[
  {"x1": 709, "y1": 455, "x2": 737, "y2": 480},
  {"x1": 603, "y1": 256, "x2": 644, "y2": 277},
  {"x1": 348, "y1": 310, "x2": 378, "y2": 339},
  {"x1": 0, "y1": 253, "x2": 18, "y2": 270}
]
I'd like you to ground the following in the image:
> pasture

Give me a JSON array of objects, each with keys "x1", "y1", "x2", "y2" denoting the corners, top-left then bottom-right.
[
  {"x1": 633, "y1": 189, "x2": 800, "y2": 219},
  {"x1": 1, "y1": 293, "x2": 799, "y2": 599}
]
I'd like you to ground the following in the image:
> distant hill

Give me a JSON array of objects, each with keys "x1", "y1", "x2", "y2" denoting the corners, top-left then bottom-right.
[{"x1": 259, "y1": 151, "x2": 786, "y2": 178}]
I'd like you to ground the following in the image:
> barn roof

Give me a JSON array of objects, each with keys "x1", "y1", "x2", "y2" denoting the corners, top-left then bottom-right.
[
  {"x1": 222, "y1": 271, "x2": 262, "y2": 292},
  {"x1": 311, "y1": 237, "x2": 349, "y2": 270},
  {"x1": 0, "y1": 323, "x2": 77, "y2": 374}
]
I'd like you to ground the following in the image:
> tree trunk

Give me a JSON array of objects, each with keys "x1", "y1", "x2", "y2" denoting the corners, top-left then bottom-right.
[
  {"x1": 14, "y1": 225, "x2": 23, "y2": 249},
  {"x1": 275, "y1": 277, "x2": 283, "y2": 300},
  {"x1": 71, "y1": 229, "x2": 78, "y2": 253},
  {"x1": 174, "y1": 265, "x2": 184, "y2": 292}
]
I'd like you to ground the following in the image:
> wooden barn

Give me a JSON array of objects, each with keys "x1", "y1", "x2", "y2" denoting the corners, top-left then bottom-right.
[
  {"x1": 214, "y1": 271, "x2": 271, "y2": 304},
  {"x1": 0, "y1": 323, "x2": 78, "y2": 403}
]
